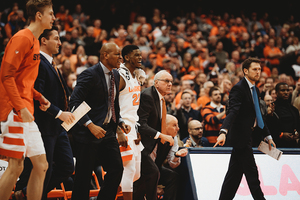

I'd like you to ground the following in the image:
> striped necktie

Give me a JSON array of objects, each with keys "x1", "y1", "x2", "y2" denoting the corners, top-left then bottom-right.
[{"x1": 109, "y1": 71, "x2": 116, "y2": 122}]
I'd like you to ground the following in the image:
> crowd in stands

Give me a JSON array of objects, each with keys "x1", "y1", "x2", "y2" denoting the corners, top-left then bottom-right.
[{"x1": 1, "y1": 2, "x2": 300, "y2": 149}]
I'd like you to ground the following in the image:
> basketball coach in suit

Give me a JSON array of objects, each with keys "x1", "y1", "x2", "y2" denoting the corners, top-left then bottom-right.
[
  {"x1": 214, "y1": 57, "x2": 276, "y2": 200},
  {"x1": 14, "y1": 26, "x2": 75, "y2": 200},
  {"x1": 133, "y1": 70, "x2": 175, "y2": 200},
  {"x1": 70, "y1": 43, "x2": 130, "y2": 200}
]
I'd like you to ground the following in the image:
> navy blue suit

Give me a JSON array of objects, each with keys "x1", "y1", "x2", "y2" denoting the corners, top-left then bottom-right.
[
  {"x1": 15, "y1": 54, "x2": 74, "y2": 199},
  {"x1": 218, "y1": 77, "x2": 270, "y2": 200},
  {"x1": 70, "y1": 63, "x2": 123, "y2": 200}
]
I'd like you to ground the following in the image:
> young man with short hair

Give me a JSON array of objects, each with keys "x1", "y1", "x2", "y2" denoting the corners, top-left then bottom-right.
[
  {"x1": 0, "y1": 1, "x2": 55, "y2": 199},
  {"x1": 201, "y1": 86, "x2": 226, "y2": 146},
  {"x1": 214, "y1": 57, "x2": 276, "y2": 200},
  {"x1": 117, "y1": 45, "x2": 145, "y2": 200}
]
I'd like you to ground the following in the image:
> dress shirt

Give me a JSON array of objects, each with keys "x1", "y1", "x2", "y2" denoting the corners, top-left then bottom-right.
[
  {"x1": 154, "y1": 87, "x2": 165, "y2": 139},
  {"x1": 100, "y1": 62, "x2": 116, "y2": 124}
]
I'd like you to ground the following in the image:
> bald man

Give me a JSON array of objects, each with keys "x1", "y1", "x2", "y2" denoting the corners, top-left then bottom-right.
[
  {"x1": 70, "y1": 43, "x2": 130, "y2": 200},
  {"x1": 151, "y1": 115, "x2": 188, "y2": 200},
  {"x1": 182, "y1": 120, "x2": 210, "y2": 147}
]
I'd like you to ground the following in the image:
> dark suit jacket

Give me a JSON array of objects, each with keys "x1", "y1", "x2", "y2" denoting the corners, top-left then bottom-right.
[
  {"x1": 221, "y1": 77, "x2": 270, "y2": 148},
  {"x1": 69, "y1": 62, "x2": 120, "y2": 143},
  {"x1": 34, "y1": 54, "x2": 70, "y2": 136},
  {"x1": 138, "y1": 86, "x2": 162, "y2": 155}
]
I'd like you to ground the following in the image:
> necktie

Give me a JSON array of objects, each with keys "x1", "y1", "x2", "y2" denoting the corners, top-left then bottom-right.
[
  {"x1": 53, "y1": 61, "x2": 68, "y2": 111},
  {"x1": 161, "y1": 98, "x2": 167, "y2": 135},
  {"x1": 109, "y1": 71, "x2": 116, "y2": 123},
  {"x1": 251, "y1": 86, "x2": 264, "y2": 129}
]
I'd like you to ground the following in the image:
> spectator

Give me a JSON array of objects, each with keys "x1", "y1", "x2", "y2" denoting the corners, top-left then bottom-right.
[
  {"x1": 56, "y1": 5, "x2": 73, "y2": 31},
  {"x1": 266, "y1": 82, "x2": 300, "y2": 148},
  {"x1": 292, "y1": 54, "x2": 300, "y2": 79},
  {"x1": 219, "y1": 78, "x2": 232, "y2": 105},
  {"x1": 286, "y1": 36, "x2": 300, "y2": 54},
  {"x1": 4, "y1": 11, "x2": 20, "y2": 39},
  {"x1": 154, "y1": 26, "x2": 170, "y2": 46},
  {"x1": 291, "y1": 81, "x2": 300, "y2": 105},
  {"x1": 114, "y1": 28, "x2": 127, "y2": 48},
  {"x1": 57, "y1": 42, "x2": 78, "y2": 72},
  {"x1": 83, "y1": 26, "x2": 96, "y2": 56},
  {"x1": 247, "y1": 12, "x2": 264, "y2": 34},
  {"x1": 197, "y1": 80, "x2": 214, "y2": 110},
  {"x1": 203, "y1": 52, "x2": 219, "y2": 74},
  {"x1": 68, "y1": 18, "x2": 84, "y2": 37},
  {"x1": 193, "y1": 72, "x2": 207, "y2": 98},
  {"x1": 182, "y1": 120, "x2": 210, "y2": 147},
  {"x1": 212, "y1": 40, "x2": 228, "y2": 70},
  {"x1": 180, "y1": 52, "x2": 193, "y2": 77},
  {"x1": 165, "y1": 90, "x2": 176, "y2": 114},
  {"x1": 16, "y1": 10, "x2": 26, "y2": 29},
  {"x1": 254, "y1": 33, "x2": 265, "y2": 58},
  {"x1": 264, "y1": 94, "x2": 273, "y2": 106},
  {"x1": 136, "y1": 16, "x2": 152, "y2": 36},
  {"x1": 218, "y1": 26, "x2": 234, "y2": 57},
  {"x1": 57, "y1": 58, "x2": 71, "y2": 82},
  {"x1": 224, "y1": 62, "x2": 236, "y2": 78},
  {"x1": 71, "y1": 4, "x2": 89, "y2": 29},
  {"x1": 174, "y1": 79, "x2": 194, "y2": 107},
  {"x1": 126, "y1": 24, "x2": 137, "y2": 41},
  {"x1": 70, "y1": 28, "x2": 85, "y2": 52},
  {"x1": 92, "y1": 19, "x2": 102, "y2": 38},
  {"x1": 174, "y1": 91, "x2": 202, "y2": 140},
  {"x1": 229, "y1": 17, "x2": 247, "y2": 42},
  {"x1": 263, "y1": 38, "x2": 283, "y2": 70},
  {"x1": 201, "y1": 86, "x2": 226, "y2": 146},
  {"x1": 195, "y1": 46, "x2": 208, "y2": 70},
  {"x1": 156, "y1": 46, "x2": 169, "y2": 68},
  {"x1": 137, "y1": 36, "x2": 151, "y2": 53},
  {"x1": 66, "y1": 72, "x2": 77, "y2": 93}
]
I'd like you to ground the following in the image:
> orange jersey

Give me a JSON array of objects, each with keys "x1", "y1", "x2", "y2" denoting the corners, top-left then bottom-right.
[{"x1": 0, "y1": 28, "x2": 42, "y2": 122}]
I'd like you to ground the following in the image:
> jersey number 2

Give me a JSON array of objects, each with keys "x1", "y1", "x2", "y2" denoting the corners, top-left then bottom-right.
[{"x1": 132, "y1": 93, "x2": 140, "y2": 106}]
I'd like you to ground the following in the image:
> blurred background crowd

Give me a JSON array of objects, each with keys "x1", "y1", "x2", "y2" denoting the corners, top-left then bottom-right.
[{"x1": 1, "y1": 0, "x2": 300, "y2": 148}]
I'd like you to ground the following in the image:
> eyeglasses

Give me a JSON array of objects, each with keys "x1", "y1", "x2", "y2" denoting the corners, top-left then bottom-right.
[
  {"x1": 157, "y1": 79, "x2": 173, "y2": 84},
  {"x1": 191, "y1": 127, "x2": 203, "y2": 131}
]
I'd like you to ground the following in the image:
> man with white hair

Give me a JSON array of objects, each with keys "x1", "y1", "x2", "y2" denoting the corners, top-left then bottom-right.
[{"x1": 134, "y1": 70, "x2": 174, "y2": 200}]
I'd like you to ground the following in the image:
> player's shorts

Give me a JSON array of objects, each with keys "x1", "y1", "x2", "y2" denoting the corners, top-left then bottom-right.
[
  {"x1": 119, "y1": 121, "x2": 143, "y2": 192},
  {"x1": 0, "y1": 110, "x2": 45, "y2": 159},
  {"x1": 120, "y1": 149, "x2": 141, "y2": 192}
]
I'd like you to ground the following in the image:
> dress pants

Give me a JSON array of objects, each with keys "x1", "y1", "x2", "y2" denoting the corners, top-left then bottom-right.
[
  {"x1": 71, "y1": 123, "x2": 123, "y2": 200},
  {"x1": 219, "y1": 147, "x2": 265, "y2": 200},
  {"x1": 158, "y1": 166, "x2": 180, "y2": 200},
  {"x1": 15, "y1": 130, "x2": 74, "y2": 200},
  {"x1": 133, "y1": 153, "x2": 160, "y2": 200}
]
